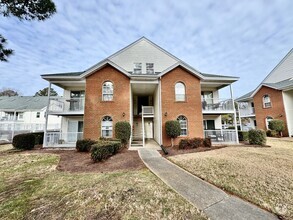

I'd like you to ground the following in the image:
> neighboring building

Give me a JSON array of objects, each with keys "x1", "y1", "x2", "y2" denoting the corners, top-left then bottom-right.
[
  {"x1": 236, "y1": 49, "x2": 293, "y2": 137},
  {"x1": 42, "y1": 37, "x2": 239, "y2": 147},
  {"x1": 0, "y1": 96, "x2": 61, "y2": 141}
]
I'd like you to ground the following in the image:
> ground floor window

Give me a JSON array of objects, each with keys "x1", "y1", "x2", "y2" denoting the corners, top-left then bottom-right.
[
  {"x1": 101, "y1": 116, "x2": 113, "y2": 138},
  {"x1": 203, "y1": 120, "x2": 215, "y2": 130},
  {"x1": 177, "y1": 115, "x2": 187, "y2": 136}
]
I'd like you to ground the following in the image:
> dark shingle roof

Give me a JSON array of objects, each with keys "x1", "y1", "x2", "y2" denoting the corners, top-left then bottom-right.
[
  {"x1": 0, "y1": 96, "x2": 51, "y2": 110},
  {"x1": 263, "y1": 78, "x2": 293, "y2": 90},
  {"x1": 235, "y1": 90, "x2": 254, "y2": 102}
]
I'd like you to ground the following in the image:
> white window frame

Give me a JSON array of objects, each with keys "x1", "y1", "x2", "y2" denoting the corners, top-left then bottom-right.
[
  {"x1": 146, "y1": 63, "x2": 154, "y2": 74},
  {"x1": 133, "y1": 62, "x2": 142, "y2": 74},
  {"x1": 101, "y1": 116, "x2": 113, "y2": 138},
  {"x1": 265, "y1": 116, "x2": 273, "y2": 129},
  {"x1": 36, "y1": 112, "x2": 40, "y2": 118},
  {"x1": 175, "y1": 82, "x2": 186, "y2": 101},
  {"x1": 263, "y1": 94, "x2": 272, "y2": 108},
  {"x1": 177, "y1": 115, "x2": 188, "y2": 136},
  {"x1": 102, "y1": 81, "x2": 113, "y2": 101}
]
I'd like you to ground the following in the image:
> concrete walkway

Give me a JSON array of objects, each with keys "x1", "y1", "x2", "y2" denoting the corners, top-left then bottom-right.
[{"x1": 138, "y1": 148, "x2": 278, "y2": 220}]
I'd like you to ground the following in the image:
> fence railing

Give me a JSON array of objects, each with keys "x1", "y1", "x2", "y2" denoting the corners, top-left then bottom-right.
[
  {"x1": 45, "y1": 132, "x2": 83, "y2": 147},
  {"x1": 204, "y1": 130, "x2": 237, "y2": 143},
  {"x1": 202, "y1": 98, "x2": 234, "y2": 111},
  {"x1": 239, "y1": 107, "x2": 255, "y2": 117},
  {"x1": 49, "y1": 97, "x2": 85, "y2": 113},
  {"x1": 142, "y1": 106, "x2": 154, "y2": 115}
]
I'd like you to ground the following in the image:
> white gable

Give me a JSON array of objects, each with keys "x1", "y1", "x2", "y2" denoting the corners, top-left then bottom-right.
[
  {"x1": 109, "y1": 38, "x2": 178, "y2": 74},
  {"x1": 263, "y1": 49, "x2": 293, "y2": 83}
]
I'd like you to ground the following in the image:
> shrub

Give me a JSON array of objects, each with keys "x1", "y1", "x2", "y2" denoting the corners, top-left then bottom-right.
[
  {"x1": 31, "y1": 132, "x2": 44, "y2": 145},
  {"x1": 115, "y1": 121, "x2": 131, "y2": 145},
  {"x1": 266, "y1": 130, "x2": 279, "y2": 138},
  {"x1": 203, "y1": 138, "x2": 212, "y2": 148},
  {"x1": 268, "y1": 120, "x2": 285, "y2": 136},
  {"x1": 165, "y1": 120, "x2": 181, "y2": 147},
  {"x1": 76, "y1": 139, "x2": 96, "y2": 152},
  {"x1": 179, "y1": 137, "x2": 211, "y2": 149},
  {"x1": 179, "y1": 139, "x2": 189, "y2": 149},
  {"x1": 248, "y1": 129, "x2": 266, "y2": 145},
  {"x1": 12, "y1": 133, "x2": 35, "y2": 150},
  {"x1": 91, "y1": 140, "x2": 121, "y2": 162},
  {"x1": 238, "y1": 131, "x2": 248, "y2": 141}
]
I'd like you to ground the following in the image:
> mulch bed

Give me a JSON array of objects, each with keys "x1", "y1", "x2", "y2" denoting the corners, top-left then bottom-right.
[
  {"x1": 18, "y1": 148, "x2": 146, "y2": 173},
  {"x1": 160, "y1": 145, "x2": 227, "y2": 157}
]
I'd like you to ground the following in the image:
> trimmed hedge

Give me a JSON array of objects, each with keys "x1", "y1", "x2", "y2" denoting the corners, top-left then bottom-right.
[
  {"x1": 238, "y1": 131, "x2": 248, "y2": 141},
  {"x1": 12, "y1": 133, "x2": 35, "y2": 150},
  {"x1": 165, "y1": 121, "x2": 181, "y2": 138},
  {"x1": 31, "y1": 132, "x2": 44, "y2": 145},
  {"x1": 76, "y1": 139, "x2": 96, "y2": 152},
  {"x1": 115, "y1": 121, "x2": 131, "y2": 145},
  {"x1": 91, "y1": 140, "x2": 121, "y2": 162},
  {"x1": 179, "y1": 137, "x2": 212, "y2": 149},
  {"x1": 248, "y1": 129, "x2": 266, "y2": 145}
]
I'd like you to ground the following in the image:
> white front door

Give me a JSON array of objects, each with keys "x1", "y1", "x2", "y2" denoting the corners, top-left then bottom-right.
[
  {"x1": 145, "y1": 120, "x2": 153, "y2": 139},
  {"x1": 68, "y1": 121, "x2": 78, "y2": 142}
]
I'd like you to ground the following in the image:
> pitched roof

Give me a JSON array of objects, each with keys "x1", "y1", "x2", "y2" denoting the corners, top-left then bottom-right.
[
  {"x1": 263, "y1": 78, "x2": 293, "y2": 90},
  {"x1": 0, "y1": 96, "x2": 50, "y2": 111},
  {"x1": 235, "y1": 90, "x2": 254, "y2": 102}
]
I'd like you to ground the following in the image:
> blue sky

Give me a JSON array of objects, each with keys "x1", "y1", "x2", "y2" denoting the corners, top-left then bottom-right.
[{"x1": 0, "y1": 0, "x2": 292, "y2": 97}]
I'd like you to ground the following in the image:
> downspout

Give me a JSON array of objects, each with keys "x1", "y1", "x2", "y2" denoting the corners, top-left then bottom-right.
[
  {"x1": 43, "y1": 82, "x2": 51, "y2": 147},
  {"x1": 230, "y1": 84, "x2": 239, "y2": 143},
  {"x1": 159, "y1": 77, "x2": 163, "y2": 145}
]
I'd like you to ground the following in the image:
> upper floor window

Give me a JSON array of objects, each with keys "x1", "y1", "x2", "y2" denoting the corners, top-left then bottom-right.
[
  {"x1": 177, "y1": 115, "x2": 188, "y2": 136},
  {"x1": 146, "y1": 63, "x2": 154, "y2": 74},
  {"x1": 101, "y1": 116, "x2": 113, "y2": 138},
  {"x1": 175, "y1": 82, "x2": 186, "y2": 101},
  {"x1": 102, "y1": 81, "x2": 113, "y2": 101},
  {"x1": 133, "y1": 63, "x2": 142, "y2": 74},
  {"x1": 36, "y1": 112, "x2": 40, "y2": 118},
  {"x1": 263, "y1": 94, "x2": 271, "y2": 108}
]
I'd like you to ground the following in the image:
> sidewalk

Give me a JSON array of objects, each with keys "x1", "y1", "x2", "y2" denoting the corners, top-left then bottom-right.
[{"x1": 138, "y1": 148, "x2": 278, "y2": 220}]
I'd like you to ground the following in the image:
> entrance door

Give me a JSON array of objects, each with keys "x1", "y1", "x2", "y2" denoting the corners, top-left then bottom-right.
[
  {"x1": 68, "y1": 120, "x2": 83, "y2": 142},
  {"x1": 145, "y1": 120, "x2": 153, "y2": 139}
]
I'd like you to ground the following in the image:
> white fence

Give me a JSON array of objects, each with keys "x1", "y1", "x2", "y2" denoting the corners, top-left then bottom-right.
[
  {"x1": 45, "y1": 132, "x2": 83, "y2": 147},
  {"x1": 204, "y1": 130, "x2": 237, "y2": 143}
]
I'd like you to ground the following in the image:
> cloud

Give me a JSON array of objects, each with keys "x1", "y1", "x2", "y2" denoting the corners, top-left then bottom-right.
[{"x1": 0, "y1": 0, "x2": 292, "y2": 97}]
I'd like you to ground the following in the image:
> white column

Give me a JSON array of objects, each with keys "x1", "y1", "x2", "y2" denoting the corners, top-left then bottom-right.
[
  {"x1": 43, "y1": 82, "x2": 51, "y2": 147},
  {"x1": 11, "y1": 110, "x2": 16, "y2": 141},
  {"x1": 230, "y1": 84, "x2": 239, "y2": 143},
  {"x1": 237, "y1": 102, "x2": 243, "y2": 131}
]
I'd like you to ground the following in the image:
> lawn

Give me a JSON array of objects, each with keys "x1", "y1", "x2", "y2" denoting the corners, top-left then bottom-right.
[
  {"x1": 169, "y1": 138, "x2": 293, "y2": 219},
  {"x1": 0, "y1": 148, "x2": 206, "y2": 220}
]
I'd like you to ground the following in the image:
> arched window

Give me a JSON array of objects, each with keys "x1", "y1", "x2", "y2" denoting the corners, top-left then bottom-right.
[
  {"x1": 177, "y1": 115, "x2": 188, "y2": 136},
  {"x1": 265, "y1": 116, "x2": 273, "y2": 130},
  {"x1": 263, "y1": 94, "x2": 271, "y2": 108},
  {"x1": 175, "y1": 82, "x2": 186, "y2": 101},
  {"x1": 102, "y1": 81, "x2": 113, "y2": 101},
  {"x1": 101, "y1": 116, "x2": 113, "y2": 138}
]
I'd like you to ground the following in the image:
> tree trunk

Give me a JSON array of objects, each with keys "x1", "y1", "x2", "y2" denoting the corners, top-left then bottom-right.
[{"x1": 171, "y1": 138, "x2": 174, "y2": 147}]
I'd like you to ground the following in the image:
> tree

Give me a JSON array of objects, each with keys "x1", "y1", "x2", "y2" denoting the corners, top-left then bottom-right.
[
  {"x1": 268, "y1": 120, "x2": 285, "y2": 137},
  {"x1": 0, "y1": 88, "x2": 18, "y2": 96},
  {"x1": 0, "y1": 0, "x2": 56, "y2": 61},
  {"x1": 165, "y1": 120, "x2": 181, "y2": 147},
  {"x1": 35, "y1": 87, "x2": 58, "y2": 96}
]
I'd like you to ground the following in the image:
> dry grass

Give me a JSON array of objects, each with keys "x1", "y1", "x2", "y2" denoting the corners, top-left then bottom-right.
[
  {"x1": 170, "y1": 138, "x2": 293, "y2": 219},
  {"x1": 0, "y1": 151, "x2": 206, "y2": 220},
  {"x1": 0, "y1": 144, "x2": 13, "y2": 152}
]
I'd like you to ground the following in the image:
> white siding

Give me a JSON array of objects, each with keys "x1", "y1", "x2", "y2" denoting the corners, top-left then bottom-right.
[
  {"x1": 263, "y1": 50, "x2": 293, "y2": 83},
  {"x1": 153, "y1": 86, "x2": 161, "y2": 144},
  {"x1": 283, "y1": 90, "x2": 293, "y2": 137},
  {"x1": 109, "y1": 39, "x2": 178, "y2": 73},
  {"x1": 203, "y1": 115, "x2": 222, "y2": 129}
]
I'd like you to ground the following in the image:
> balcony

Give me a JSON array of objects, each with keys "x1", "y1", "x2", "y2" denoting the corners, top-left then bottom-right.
[
  {"x1": 239, "y1": 107, "x2": 255, "y2": 117},
  {"x1": 204, "y1": 130, "x2": 237, "y2": 144},
  {"x1": 202, "y1": 98, "x2": 234, "y2": 113},
  {"x1": 48, "y1": 97, "x2": 85, "y2": 115},
  {"x1": 45, "y1": 132, "x2": 83, "y2": 147}
]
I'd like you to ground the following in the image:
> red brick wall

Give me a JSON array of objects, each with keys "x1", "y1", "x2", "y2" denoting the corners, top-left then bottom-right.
[
  {"x1": 253, "y1": 86, "x2": 288, "y2": 136},
  {"x1": 161, "y1": 67, "x2": 204, "y2": 146},
  {"x1": 83, "y1": 65, "x2": 130, "y2": 140}
]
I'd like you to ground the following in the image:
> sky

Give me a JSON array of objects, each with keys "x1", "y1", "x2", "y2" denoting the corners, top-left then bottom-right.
[{"x1": 0, "y1": 0, "x2": 292, "y2": 98}]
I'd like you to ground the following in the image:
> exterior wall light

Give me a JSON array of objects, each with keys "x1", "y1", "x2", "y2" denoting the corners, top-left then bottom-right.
[
  {"x1": 164, "y1": 112, "x2": 168, "y2": 116},
  {"x1": 122, "y1": 112, "x2": 125, "y2": 117}
]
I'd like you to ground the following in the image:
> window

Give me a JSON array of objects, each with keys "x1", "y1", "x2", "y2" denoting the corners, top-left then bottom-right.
[
  {"x1": 36, "y1": 112, "x2": 40, "y2": 118},
  {"x1": 18, "y1": 113, "x2": 24, "y2": 120},
  {"x1": 175, "y1": 82, "x2": 186, "y2": 101},
  {"x1": 177, "y1": 115, "x2": 187, "y2": 136},
  {"x1": 102, "y1": 81, "x2": 113, "y2": 101},
  {"x1": 263, "y1": 94, "x2": 271, "y2": 108},
  {"x1": 201, "y1": 91, "x2": 213, "y2": 104},
  {"x1": 133, "y1": 63, "x2": 142, "y2": 74},
  {"x1": 146, "y1": 63, "x2": 154, "y2": 74},
  {"x1": 265, "y1": 116, "x2": 273, "y2": 129},
  {"x1": 101, "y1": 116, "x2": 113, "y2": 138},
  {"x1": 203, "y1": 120, "x2": 215, "y2": 130}
]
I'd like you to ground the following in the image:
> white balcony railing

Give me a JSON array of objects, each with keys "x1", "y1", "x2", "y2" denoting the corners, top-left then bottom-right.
[
  {"x1": 49, "y1": 97, "x2": 85, "y2": 113},
  {"x1": 142, "y1": 106, "x2": 154, "y2": 115},
  {"x1": 202, "y1": 98, "x2": 234, "y2": 111},
  {"x1": 0, "y1": 122, "x2": 60, "y2": 131},
  {"x1": 45, "y1": 132, "x2": 83, "y2": 147},
  {"x1": 239, "y1": 107, "x2": 255, "y2": 117},
  {"x1": 204, "y1": 130, "x2": 237, "y2": 143}
]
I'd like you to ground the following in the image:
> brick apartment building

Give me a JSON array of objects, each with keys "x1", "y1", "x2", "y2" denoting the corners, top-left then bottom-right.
[
  {"x1": 237, "y1": 49, "x2": 293, "y2": 137},
  {"x1": 42, "y1": 37, "x2": 239, "y2": 148}
]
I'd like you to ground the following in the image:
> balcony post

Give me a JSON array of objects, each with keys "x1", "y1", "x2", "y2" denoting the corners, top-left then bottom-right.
[
  {"x1": 43, "y1": 82, "x2": 51, "y2": 147},
  {"x1": 230, "y1": 84, "x2": 239, "y2": 143}
]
